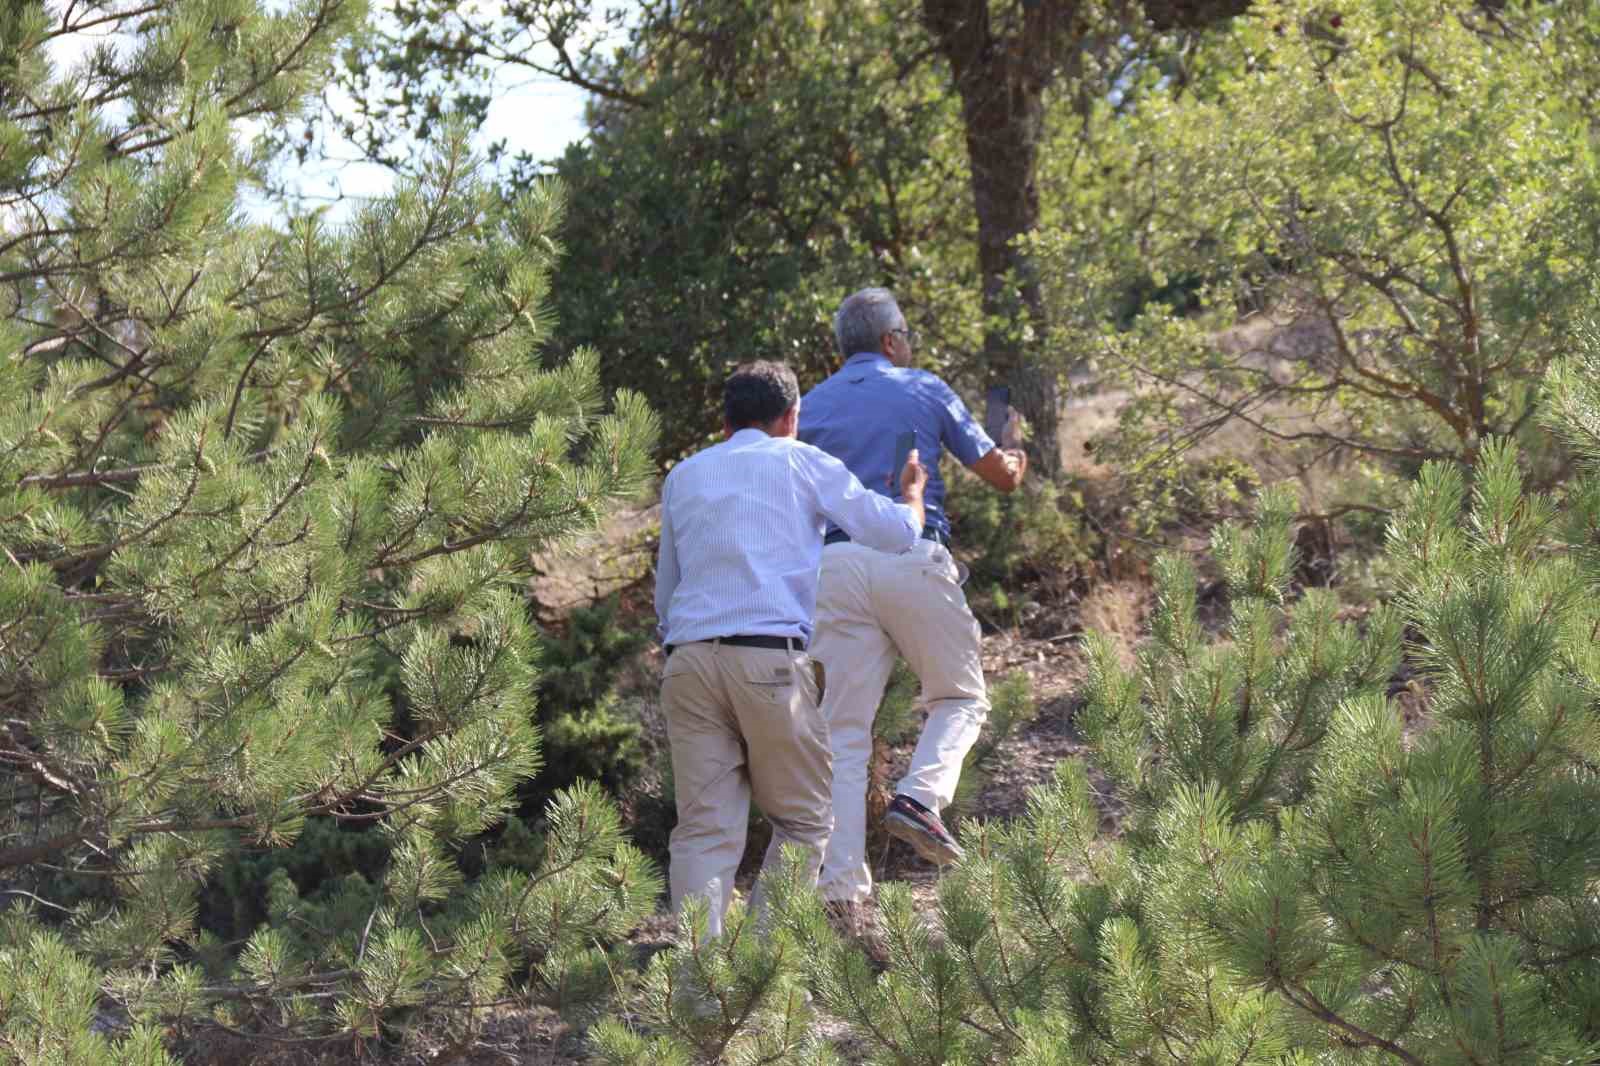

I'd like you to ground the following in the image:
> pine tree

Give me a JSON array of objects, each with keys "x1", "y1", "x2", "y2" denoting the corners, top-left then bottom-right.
[
  {"x1": 839, "y1": 356, "x2": 1600, "y2": 1063},
  {"x1": 0, "y1": 1, "x2": 659, "y2": 1059},
  {"x1": 591, "y1": 888, "x2": 835, "y2": 1066},
  {"x1": 600, "y1": 334, "x2": 1600, "y2": 1063}
]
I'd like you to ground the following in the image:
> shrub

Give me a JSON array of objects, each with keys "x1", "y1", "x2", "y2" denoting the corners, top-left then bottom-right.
[
  {"x1": 0, "y1": 1, "x2": 661, "y2": 1054},
  {"x1": 526, "y1": 596, "x2": 653, "y2": 809}
]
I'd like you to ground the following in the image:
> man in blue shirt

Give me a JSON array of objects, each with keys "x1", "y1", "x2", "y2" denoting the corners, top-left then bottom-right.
[
  {"x1": 799, "y1": 287, "x2": 1026, "y2": 917},
  {"x1": 656, "y1": 360, "x2": 927, "y2": 939}
]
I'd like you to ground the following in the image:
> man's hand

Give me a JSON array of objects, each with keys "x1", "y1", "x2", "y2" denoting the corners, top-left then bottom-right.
[
  {"x1": 900, "y1": 448, "x2": 928, "y2": 500},
  {"x1": 970, "y1": 445, "x2": 1027, "y2": 493},
  {"x1": 1001, "y1": 448, "x2": 1027, "y2": 481}
]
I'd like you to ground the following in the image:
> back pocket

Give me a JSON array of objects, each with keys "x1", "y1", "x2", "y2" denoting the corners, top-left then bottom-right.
[{"x1": 735, "y1": 655, "x2": 797, "y2": 705}]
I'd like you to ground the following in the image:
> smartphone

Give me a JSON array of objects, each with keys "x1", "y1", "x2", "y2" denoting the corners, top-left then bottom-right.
[
  {"x1": 984, "y1": 385, "x2": 1011, "y2": 443},
  {"x1": 892, "y1": 430, "x2": 917, "y2": 493}
]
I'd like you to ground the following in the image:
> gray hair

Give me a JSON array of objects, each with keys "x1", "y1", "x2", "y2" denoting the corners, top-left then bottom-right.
[{"x1": 833, "y1": 287, "x2": 903, "y2": 357}]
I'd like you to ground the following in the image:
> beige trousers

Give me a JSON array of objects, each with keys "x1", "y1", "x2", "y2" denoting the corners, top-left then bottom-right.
[
  {"x1": 661, "y1": 641, "x2": 831, "y2": 938},
  {"x1": 810, "y1": 539, "x2": 989, "y2": 903}
]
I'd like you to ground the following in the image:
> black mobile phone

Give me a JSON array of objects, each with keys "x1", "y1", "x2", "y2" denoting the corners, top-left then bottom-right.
[
  {"x1": 892, "y1": 430, "x2": 917, "y2": 491},
  {"x1": 984, "y1": 385, "x2": 1011, "y2": 443}
]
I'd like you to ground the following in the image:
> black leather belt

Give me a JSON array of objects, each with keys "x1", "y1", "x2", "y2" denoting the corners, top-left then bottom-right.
[
  {"x1": 824, "y1": 527, "x2": 949, "y2": 547},
  {"x1": 664, "y1": 634, "x2": 805, "y2": 656}
]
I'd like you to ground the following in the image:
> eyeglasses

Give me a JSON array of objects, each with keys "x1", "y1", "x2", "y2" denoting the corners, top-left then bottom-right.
[{"x1": 888, "y1": 327, "x2": 920, "y2": 346}]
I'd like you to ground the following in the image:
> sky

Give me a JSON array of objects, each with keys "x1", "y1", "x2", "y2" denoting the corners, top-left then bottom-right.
[
  {"x1": 42, "y1": 0, "x2": 605, "y2": 226},
  {"x1": 270, "y1": 49, "x2": 597, "y2": 223}
]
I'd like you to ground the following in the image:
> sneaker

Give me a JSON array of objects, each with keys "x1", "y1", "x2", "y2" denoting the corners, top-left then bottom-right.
[{"x1": 883, "y1": 794, "x2": 965, "y2": 866}]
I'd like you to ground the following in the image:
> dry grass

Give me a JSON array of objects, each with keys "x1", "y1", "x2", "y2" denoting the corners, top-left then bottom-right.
[
  {"x1": 527, "y1": 501, "x2": 659, "y2": 621},
  {"x1": 1074, "y1": 577, "x2": 1149, "y2": 668}
]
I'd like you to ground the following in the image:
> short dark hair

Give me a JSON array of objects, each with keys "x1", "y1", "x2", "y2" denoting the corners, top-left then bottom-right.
[{"x1": 724, "y1": 360, "x2": 800, "y2": 429}]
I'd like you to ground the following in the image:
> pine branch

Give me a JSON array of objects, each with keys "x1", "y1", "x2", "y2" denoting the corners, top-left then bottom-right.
[
  {"x1": 1274, "y1": 980, "x2": 1427, "y2": 1066},
  {"x1": 0, "y1": 829, "x2": 90, "y2": 872}
]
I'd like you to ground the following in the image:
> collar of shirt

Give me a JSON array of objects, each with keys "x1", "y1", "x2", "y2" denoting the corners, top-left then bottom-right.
[
  {"x1": 844, "y1": 351, "x2": 892, "y2": 369},
  {"x1": 797, "y1": 353, "x2": 993, "y2": 538},
  {"x1": 653, "y1": 428, "x2": 917, "y2": 646}
]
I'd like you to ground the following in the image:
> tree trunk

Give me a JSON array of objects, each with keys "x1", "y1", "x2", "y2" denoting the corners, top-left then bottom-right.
[
  {"x1": 923, "y1": 0, "x2": 1068, "y2": 476},
  {"x1": 964, "y1": 78, "x2": 1058, "y2": 475},
  {"x1": 921, "y1": 0, "x2": 1256, "y2": 478}
]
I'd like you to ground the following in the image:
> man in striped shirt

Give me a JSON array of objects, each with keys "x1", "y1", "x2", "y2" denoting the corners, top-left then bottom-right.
[{"x1": 654, "y1": 360, "x2": 928, "y2": 938}]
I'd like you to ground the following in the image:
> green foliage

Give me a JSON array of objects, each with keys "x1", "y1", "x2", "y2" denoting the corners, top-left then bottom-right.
[
  {"x1": 0, "y1": 1, "x2": 661, "y2": 1054},
  {"x1": 908, "y1": 350, "x2": 1600, "y2": 1060},
  {"x1": 0, "y1": 917, "x2": 177, "y2": 1066},
  {"x1": 1124, "y1": 455, "x2": 1263, "y2": 536},
  {"x1": 599, "y1": 340, "x2": 1600, "y2": 1060},
  {"x1": 1182, "y1": 427, "x2": 1600, "y2": 1061},
  {"x1": 592, "y1": 855, "x2": 836, "y2": 1066},
  {"x1": 198, "y1": 817, "x2": 392, "y2": 945},
  {"x1": 337, "y1": 0, "x2": 985, "y2": 460},
  {"x1": 1037, "y1": 0, "x2": 1600, "y2": 504},
  {"x1": 538, "y1": 597, "x2": 651, "y2": 713},
  {"x1": 1083, "y1": 484, "x2": 1403, "y2": 831},
  {"x1": 529, "y1": 596, "x2": 652, "y2": 803},
  {"x1": 947, "y1": 468, "x2": 1097, "y2": 625},
  {"x1": 541, "y1": 0, "x2": 978, "y2": 459},
  {"x1": 332, "y1": 0, "x2": 1258, "y2": 474}
]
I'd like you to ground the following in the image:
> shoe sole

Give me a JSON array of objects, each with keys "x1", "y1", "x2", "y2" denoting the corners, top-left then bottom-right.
[{"x1": 884, "y1": 809, "x2": 965, "y2": 865}]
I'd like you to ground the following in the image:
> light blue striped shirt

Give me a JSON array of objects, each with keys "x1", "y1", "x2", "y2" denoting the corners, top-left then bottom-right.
[{"x1": 655, "y1": 428, "x2": 919, "y2": 646}]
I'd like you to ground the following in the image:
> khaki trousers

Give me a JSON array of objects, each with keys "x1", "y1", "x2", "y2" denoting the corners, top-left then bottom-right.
[
  {"x1": 811, "y1": 539, "x2": 989, "y2": 903},
  {"x1": 661, "y1": 641, "x2": 831, "y2": 938}
]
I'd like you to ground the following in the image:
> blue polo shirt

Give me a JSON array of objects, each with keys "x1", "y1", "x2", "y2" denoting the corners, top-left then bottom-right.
[{"x1": 798, "y1": 353, "x2": 995, "y2": 539}]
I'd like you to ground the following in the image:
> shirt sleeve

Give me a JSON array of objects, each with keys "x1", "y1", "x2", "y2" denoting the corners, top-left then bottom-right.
[
  {"x1": 935, "y1": 377, "x2": 995, "y2": 467},
  {"x1": 653, "y1": 476, "x2": 680, "y2": 641},
  {"x1": 796, "y1": 444, "x2": 919, "y2": 553}
]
